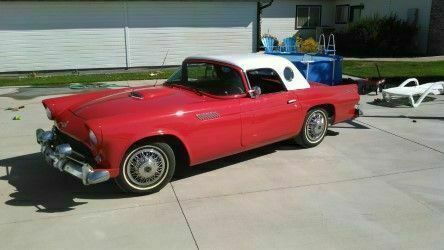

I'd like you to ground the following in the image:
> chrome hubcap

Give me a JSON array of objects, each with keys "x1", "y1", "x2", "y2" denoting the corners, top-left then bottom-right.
[
  {"x1": 126, "y1": 147, "x2": 168, "y2": 187},
  {"x1": 306, "y1": 111, "x2": 327, "y2": 143}
]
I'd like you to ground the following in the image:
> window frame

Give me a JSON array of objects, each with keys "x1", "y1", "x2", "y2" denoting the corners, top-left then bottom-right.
[
  {"x1": 349, "y1": 5, "x2": 364, "y2": 23},
  {"x1": 172, "y1": 59, "x2": 249, "y2": 99},
  {"x1": 295, "y1": 5, "x2": 322, "y2": 30},
  {"x1": 335, "y1": 4, "x2": 350, "y2": 24},
  {"x1": 246, "y1": 68, "x2": 288, "y2": 95}
]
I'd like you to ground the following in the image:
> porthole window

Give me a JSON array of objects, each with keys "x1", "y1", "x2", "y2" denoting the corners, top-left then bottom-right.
[{"x1": 283, "y1": 67, "x2": 294, "y2": 81}]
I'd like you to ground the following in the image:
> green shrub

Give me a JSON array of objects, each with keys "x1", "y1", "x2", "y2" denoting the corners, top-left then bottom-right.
[
  {"x1": 292, "y1": 33, "x2": 304, "y2": 50},
  {"x1": 336, "y1": 14, "x2": 418, "y2": 57},
  {"x1": 300, "y1": 38, "x2": 318, "y2": 53}
]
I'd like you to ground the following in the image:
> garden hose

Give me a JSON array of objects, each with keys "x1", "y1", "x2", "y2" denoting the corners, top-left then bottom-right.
[{"x1": 69, "y1": 82, "x2": 120, "y2": 89}]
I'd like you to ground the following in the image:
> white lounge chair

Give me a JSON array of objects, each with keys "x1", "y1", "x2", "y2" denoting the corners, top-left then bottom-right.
[{"x1": 382, "y1": 78, "x2": 444, "y2": 108}]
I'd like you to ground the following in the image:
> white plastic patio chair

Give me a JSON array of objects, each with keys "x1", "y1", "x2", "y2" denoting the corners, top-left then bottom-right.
[{"x1": 382, "y1": 78, "x2": 444, "y2": 108}]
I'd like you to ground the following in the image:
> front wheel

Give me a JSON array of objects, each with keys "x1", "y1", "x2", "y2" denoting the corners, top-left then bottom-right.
[
  {"x1": 115, "y1": 142, "x2": 175, "y2": 194},
  {"x1": 294, "y1": 108, "x2": 329, "y2": 148}
]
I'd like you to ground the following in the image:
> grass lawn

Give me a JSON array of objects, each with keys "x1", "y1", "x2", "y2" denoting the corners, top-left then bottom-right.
[
  {"x1": 0, "y1": 69, "x2": 177, "y2": 87},
  {"x1": 343, "y1": 61, "x2": 444, "y2": 86},
  {"x1": 1, "y1": 61, "x2": 443, "y2": 87}
]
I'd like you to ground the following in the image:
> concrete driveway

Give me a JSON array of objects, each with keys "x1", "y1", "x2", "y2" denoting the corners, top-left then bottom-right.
[{"x1": 0, "y1": 87, "x2": 443, "y2": 250}]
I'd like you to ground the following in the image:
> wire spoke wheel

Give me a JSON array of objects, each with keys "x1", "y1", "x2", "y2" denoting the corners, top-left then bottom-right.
[
  {"x1": 305, "y1": 111, "x2": 327, "y2": 143},
  {"x1": 295, "y1": 108, "x2": 329, "y2": 148},
  {"x1": 124, "y1": 145, "x2": 169, "y2": 190}
]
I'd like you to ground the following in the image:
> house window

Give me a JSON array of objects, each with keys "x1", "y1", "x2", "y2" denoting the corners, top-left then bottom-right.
[
  {"x1": 350, "y1": 5, "x2": 364, "y2": 23},
  {"x1": 335, "y1": 5, "x2": 349, "y2": 24},
  {"x1": 296, "y1": 5, "x2": 321, "y2": 29}
]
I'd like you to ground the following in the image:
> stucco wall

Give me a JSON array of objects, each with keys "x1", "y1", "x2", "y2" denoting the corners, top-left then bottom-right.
[{"x1": 428, "y1": 0, "x2": 444, "y2": 55}]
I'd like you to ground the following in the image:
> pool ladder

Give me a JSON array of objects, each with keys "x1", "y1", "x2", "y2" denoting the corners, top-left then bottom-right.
[{"x1": 318, "y1": 33, "x2": 336, "y2": 55}]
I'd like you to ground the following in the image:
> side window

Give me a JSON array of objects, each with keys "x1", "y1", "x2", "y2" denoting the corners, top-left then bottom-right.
[
  {"x1": 283, "y1": 67, "x2": 294, "y2": 82},
  {"x1": 247, "y1": 68, "x2": 287, "y2": 94}
]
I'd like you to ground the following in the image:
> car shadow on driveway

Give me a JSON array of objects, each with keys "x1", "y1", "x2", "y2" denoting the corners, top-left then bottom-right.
[
  {"x1": 0, "y1": 141, "x2": 305, "y2": 213},
  {"x1": 0, "y1": 153, "x2": 125, "y2": 213},
  {"x1": 0, "y1": 131, "x2": 352, "y2": 213},
  {"x1": 173, "y1": 141, "x2": 301, "y2": 180}
]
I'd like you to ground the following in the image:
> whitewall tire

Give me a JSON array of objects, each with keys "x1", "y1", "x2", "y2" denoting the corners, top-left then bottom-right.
[{"x1": 116, "y1": 142, "x2": 175, "y2": 194}]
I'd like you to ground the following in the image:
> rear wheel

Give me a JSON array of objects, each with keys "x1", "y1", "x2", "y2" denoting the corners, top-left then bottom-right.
[
  {"x1": 295, "y1": 108, "x2": 329, "y2": 148},
  {"x1": 115, "y1": 142, "x2": 175, "y2": 194}
]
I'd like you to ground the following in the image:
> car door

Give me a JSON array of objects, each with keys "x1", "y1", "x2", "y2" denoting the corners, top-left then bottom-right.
[
  {"x1": 240, "y1": 68, "x2": 300, "y2": 147},
  {"x1": 180, "y1": 61, "x2": 246, "y2": 164}
]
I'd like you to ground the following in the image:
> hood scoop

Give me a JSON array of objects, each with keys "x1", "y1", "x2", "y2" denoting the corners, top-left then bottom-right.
[{"x1": 129, "y1": 90, "x2": 144, "y2": 99}]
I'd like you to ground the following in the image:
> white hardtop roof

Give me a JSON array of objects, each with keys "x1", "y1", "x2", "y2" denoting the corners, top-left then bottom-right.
[{"x1": 186, "y1": 54, "x2": 310, "y2": 90}]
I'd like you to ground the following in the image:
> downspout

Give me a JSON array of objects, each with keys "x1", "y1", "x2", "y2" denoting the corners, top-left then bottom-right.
[{"x1": 257, "y1": 0, "x2": 274, "y2": 52}]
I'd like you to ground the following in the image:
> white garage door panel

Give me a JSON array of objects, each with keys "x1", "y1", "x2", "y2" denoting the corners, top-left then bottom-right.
[
  {"x1": 0, "y1": 1, "x2": 126, "y2": 72},
  {"x1": 0, "y1": 1, "x2": 256, "y2": 72},
  {"x1": 127, "y1": 1, "x2": 255, "y2": 67}
]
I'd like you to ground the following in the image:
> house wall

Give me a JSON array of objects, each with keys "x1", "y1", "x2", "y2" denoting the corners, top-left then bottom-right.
[
  {"x1": 335, "y1": 0, "x2": 433, "y2": 54},
  {"x1": 0, "y1": 1, "x2": 256, "y2": 73},
  {"x1": 126, "y1": 1, "x2": 255, "y2": 67},
  {"x1": 261, "y1": 0, "x2": 433, "y2": 54},
  {"x1": 261, "y1": 0, "x2": 336, "y2": 41},
  {"x1": 0, "y1": 1, "x2": 127, "y2": 72},
  {"x1": 428, "y1": 0, "x2": 444, "y2": 55}
]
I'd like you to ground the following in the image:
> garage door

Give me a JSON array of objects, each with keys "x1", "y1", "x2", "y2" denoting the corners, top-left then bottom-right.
[
  {"x1": 127, "y1": 1, "x2": 256, "y2": 67},
  {"x1": 0, "y1": 1, "x2": 127, "y2": 72},
  {"x1": 0, "y1": 1, "x2": 256, "y2": 73}
]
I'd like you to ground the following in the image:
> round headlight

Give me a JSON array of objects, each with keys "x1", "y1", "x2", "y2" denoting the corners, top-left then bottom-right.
[
  {"x1": 45, "y1": 107, "x2": 52, "y2": 120},
  {"x1": 89, "y1": 130, "x2": 98, "y2": 145}
]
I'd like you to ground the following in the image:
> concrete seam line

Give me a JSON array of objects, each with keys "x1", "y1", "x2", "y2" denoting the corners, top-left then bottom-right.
[
  {"x1": 356, "y1": 120, "x2": 444, "y2": 155},
  {"x1": 0, "y1": 200, "x2": 178, "y2": 226},
  {"x1": 170, "y1": 183, "x2": 200, "y2": 250},
  {"x1": 181, "y1": 165, "x2": 444, "y2": 203}
]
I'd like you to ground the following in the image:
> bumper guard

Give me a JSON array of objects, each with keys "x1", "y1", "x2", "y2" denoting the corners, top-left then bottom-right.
[
  {"x1": 36, "y1": 128, "x2": 110, "y2": 185},
  {"x1": 355, "y1": 104, "x2": 363, "y2": 117}
]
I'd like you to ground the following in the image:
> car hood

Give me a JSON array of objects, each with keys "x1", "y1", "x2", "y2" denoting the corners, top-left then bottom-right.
[{"x1": 71, "y1": 86, "x2": 204, "y2": 120}]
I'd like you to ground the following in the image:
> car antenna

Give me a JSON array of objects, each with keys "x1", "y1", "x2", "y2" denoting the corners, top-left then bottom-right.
[{"x1": 154, "y1": 49, "x2": 169, "y2": 87}]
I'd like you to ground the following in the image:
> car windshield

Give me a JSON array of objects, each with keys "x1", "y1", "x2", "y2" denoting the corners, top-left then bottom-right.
[{"x1": 165, "y1": 62, "x2": 245, "y2": 96}]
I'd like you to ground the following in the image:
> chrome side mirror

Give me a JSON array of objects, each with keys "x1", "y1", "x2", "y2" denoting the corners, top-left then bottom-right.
[{"x1": 248, "y1": 86, "x2": 261, "y2": 99}]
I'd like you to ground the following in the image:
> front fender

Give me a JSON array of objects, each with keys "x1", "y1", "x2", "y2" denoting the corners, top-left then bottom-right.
[{"x1": 99, "y1": 120, "x2": 193, "y2": 178}]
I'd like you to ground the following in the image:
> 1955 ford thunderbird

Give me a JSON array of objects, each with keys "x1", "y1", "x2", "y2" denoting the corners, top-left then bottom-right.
[{"x1": 36, "y1": 54, "x2": 360, "y2": 194}]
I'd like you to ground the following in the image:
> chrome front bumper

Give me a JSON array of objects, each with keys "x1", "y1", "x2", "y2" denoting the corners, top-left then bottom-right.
[{"x1": 36, "y1": 128, "x2": 110, "y2": 185}]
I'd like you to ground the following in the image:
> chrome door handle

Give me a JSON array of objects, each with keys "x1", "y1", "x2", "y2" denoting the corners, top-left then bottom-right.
[{"x1": 287, "y1": 99, "x2": 297, "y2": 104}]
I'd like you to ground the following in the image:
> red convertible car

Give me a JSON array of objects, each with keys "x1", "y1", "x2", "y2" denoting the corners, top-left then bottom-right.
[{"x1": 36, "y1": 54, "x2": 360, "y2": 194}]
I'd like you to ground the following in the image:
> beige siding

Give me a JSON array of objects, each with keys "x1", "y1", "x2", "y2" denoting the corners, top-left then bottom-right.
[
  {"x1": 0, "y1": 1, "x2": 256, "y2": 72},
  {"x1": 127, "y1": 1, "x2": 255, "y2": 67},
  {"x1": 0, "y1": 1, "x2": 127, "y2": 72}
]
